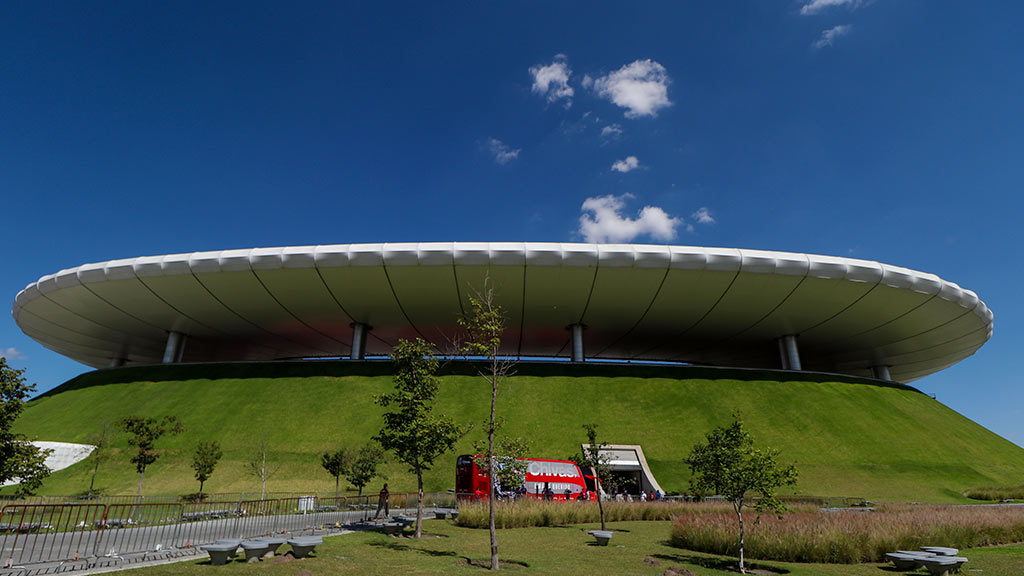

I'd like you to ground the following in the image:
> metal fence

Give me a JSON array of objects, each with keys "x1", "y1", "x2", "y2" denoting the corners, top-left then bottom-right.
[{"x1": 0, "y1": 492, "x2": 452, "y2": 574}]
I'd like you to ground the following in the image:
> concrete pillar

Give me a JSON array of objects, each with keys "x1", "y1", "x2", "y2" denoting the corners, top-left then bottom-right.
[
  {"x1": 778, "y1": 334, "x2": 801, "y2": 371},
  {"x1": 872, "y1": 365, "x2": 892, "y2": 381},
  {"x1": 162, "y1": 331, "x2": 186, "y2": 364},
  {"x1": 350, "y1": 322, "x2": 369, "y2": 360},
  {"x1": 569, "y1": 323, "x2": 585, "y2": 363},
  {"x1": 108, "y1": 357, "x2": 125, "y2": 369}
]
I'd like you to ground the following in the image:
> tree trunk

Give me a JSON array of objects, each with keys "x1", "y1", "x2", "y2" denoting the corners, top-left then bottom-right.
[
  {"x1": 88, "y1": 460, "x2": 100, "y2": 499},
  {"x1": 335, "y1": 476, "x2": 340, "y2": 498},
  {"x1": 136, "y1": 469, "x2": 145, "y2": 502},
  {"x1": 415, "y1": 471, "x2": 424, "y2": 538},
  {"x1": 735, "y1": 499, "x2": 745, "y2": 574},
  {"x1": 199, "y1": 479, "x2": 204, "y2": 497},
  {"x1": 489, "y1": 364, "x2": 499, "y2": 570},
  {"x1": 597, "y1": 482, "x2": 606, "y2": 531}
]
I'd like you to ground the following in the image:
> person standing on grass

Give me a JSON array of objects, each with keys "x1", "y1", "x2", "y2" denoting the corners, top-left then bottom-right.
[{"x1": 375, "y1": 483, "x2": 390, "y2": 519}]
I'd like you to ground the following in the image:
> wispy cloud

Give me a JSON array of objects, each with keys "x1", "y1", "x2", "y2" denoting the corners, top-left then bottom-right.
[
  {"x1": 692, "y1": 207, "x2": 716, "y2": 224},
  {"x1": 529, "y1": 54, "x2": 574, "y2": 108},
  {"x1": 487, "y1": 138, "x2": 520, "y2": 165},
  {"x1": 611, "y1": 156, "x2": 640, "y2": 173},
  {"x1": 813, "y1": 24, "x2": 852, "y2": 49},
  {"x1": 579, "y1": 194, "x2": 681, "y2": 243},
  {"x1": 587, "y1": 59, "x2": 672, "y2": 118},
  {"x1": 1, "y1": 347, "x2": 25, "y2": 361},
  {"x1": 601, "y1": 124, "x2": 623, "y2": 140},
  {"x1": 800, "y1": 0, "x2": 863, "y2": 16}
]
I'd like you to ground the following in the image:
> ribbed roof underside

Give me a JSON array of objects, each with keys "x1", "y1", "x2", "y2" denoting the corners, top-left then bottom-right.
[{"x1": 12, "y1": 243, "x2": 993, "y2": 382}]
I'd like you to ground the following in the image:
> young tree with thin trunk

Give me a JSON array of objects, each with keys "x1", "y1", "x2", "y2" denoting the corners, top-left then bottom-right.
[
  {"x1": 685, "y1": 414, "x2": 798, "y2": 574},
  {"x1": 248, "y1": 430, "x2": 280, "y2": 500},
  {"x1": 581, "y1": 423, "x2": 614, "y2": 531},
  {"x1": 117, "y1": 415, "x2": 183, "y2": 500},
  {"x1": 458, "y1": 279, "x2": 515, "y2": 570},
  {"x1": 375, "y1": 338, "x2": 462, "y2": 538},
  {"x1": 191, "y1": 440, "x2": 223, "y2": 498},
  {"x1": 346, "y1": 443, "x2": 385, "y2": 497},
  {"x1": 321, "y1": 448, "x2": 352, "y2": 498},
  {"x1": 86, "y1": 423, "x2": 113, "y2": 499}
]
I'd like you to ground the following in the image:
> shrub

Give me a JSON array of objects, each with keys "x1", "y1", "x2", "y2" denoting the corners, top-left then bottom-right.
[{"x1": 965, "y1": 485, "x2": 1024, "y2": 501}]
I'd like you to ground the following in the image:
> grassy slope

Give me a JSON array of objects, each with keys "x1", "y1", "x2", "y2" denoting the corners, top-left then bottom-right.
[{"x1": 11, "y1": 362, "x2": 1024, "y2": 502}]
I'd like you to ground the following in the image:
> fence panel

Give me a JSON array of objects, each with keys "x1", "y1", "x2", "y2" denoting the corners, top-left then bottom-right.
[{"x1": 0, "y1": 503, "x2": 105, "y2": 568}]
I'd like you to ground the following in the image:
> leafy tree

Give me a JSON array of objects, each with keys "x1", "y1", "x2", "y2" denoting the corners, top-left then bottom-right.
[
  {"x1": 346, "y1": 443, "x2": 385, "y2": 496},
  {"x1": 248, "y1": 430, "x2": 281, "y2": 500},
  {"x1": 375, "y1": 338, "x2": 462, "y2": 538},
  {"x1": 0, "y1": 358, "x2": 52, "y2": 495},
  {"x1": 86, "y1": 423, "x2": 114, "y2": 499},
  {"x1": 321, "y1": 448, "x2": 352, "y2": 498},
  {"x1": 581, "y1": 423, "x2": 614, "y2": 531},
  {"x1": 685, "y1": 414, "x2": 798, "y2": 574},
  {"x1": 471, "y1": 433, "x2": 530, "y2": 495},
  {"x1": 191, "y1": 440, "x2": 223, "y2": 497},
  {"x1": 458, "y1": 280, "x2": 516, "y2": 570},
  {"x1": 117, "y1": 415, "x2": 183, "y2": 499}
]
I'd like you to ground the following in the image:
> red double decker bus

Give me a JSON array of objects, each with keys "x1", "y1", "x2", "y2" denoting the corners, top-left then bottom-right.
[{"x1": 456, "y1": 454, "x2": 596, "y2": 501}]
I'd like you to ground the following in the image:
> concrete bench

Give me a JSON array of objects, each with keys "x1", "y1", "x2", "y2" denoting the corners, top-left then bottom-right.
[
  {"x1": 588, "y1": 530, "x2": 614, "y2": 546},
  {"x1": 240, "y1": 540, "x2": 274, "y2": 562},
  {"x1": 200, "y1": 542, "x2": 238, "y2": 565},
  {"x1": 917, "y1": 555, "x2": 968, "y2": 576},
  {"x1": 381, "y1": 522, "x2": 404, "y2": 535},
  {"x1": 258, "y1": 537, "x2": 287, "y2": 557},
  {"x1": 921, "y1": 546, "x2": 959, "y2": 556},
  {"x1": 392, "y1": 515, "x2": 416, "y2": 527},
  {"x1": 288, "y1": 536, "x2": 323, "y2": 559}
]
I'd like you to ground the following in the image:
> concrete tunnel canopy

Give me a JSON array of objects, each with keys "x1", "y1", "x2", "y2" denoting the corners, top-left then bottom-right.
[{"x1": 11, "y1": 242, "x2": 993, "y2": 383}]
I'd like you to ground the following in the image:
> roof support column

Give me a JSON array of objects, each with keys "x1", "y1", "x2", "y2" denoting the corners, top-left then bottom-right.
[
  {"x1": 162, "y1": 331, "x2": 186, "y2": 364},
  {"x1": 872, "y1": 365, "x2": 892, "y2": 381},
  {"x1": 108, "y1": 357, "x2": 125, "y2": 369},
  {"x1": 569, "y1": 323, "x2": 586, "y2": 363},
  {"x1": 350, "y1": 322, "x2": 370, "y2": 360},
  {"x1": 778, "y1": 334, "x2": 801, "y2": 371}
]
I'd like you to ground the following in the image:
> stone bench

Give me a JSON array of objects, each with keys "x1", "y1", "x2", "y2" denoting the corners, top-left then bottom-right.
[
  {"x1": 917, "y1": 555, "x2": 968, "y2": 576},
  {"x1": 921, "y1": 546, "x2": 959, "y2": 556},
  {"x1": 288, "y1": 536, "x2": 323, "y2": 559},
  {"x1": 588, "y1": 530, "x2": 614, "y2": 546},
  {"x1": 200, "y1": 542, "x2": 238, "y2": 565},
  {"x1": 240, "y1": 540, "x2": 274, "y2": 562}
]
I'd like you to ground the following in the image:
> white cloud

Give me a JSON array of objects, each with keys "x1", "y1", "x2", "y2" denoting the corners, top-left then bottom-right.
[
  {"x1": 530, "y1": 54, "x2": 574, "y2": 107},
  {"x1": 813, "y1": 25, "x2": 852, "y2": 49},
  {"x1": 611, "y1": 156, "x2": 640, "y2": 173},
  {"x1": 1, "y1": 347, "x2": 24, "y2": 361},
  {"x1": 600, "y1": 124, "x2": 623, "y2": 139},
  {"x1": 579, "y1": 194, "x2": 682, "y2": 243},
  {"x1": 590, "y1": 59, "x2": 672, "y2": 118},
  {"x1": 800, "y1": 0, "x2": 863, "y2": 16},
  {"x1": 692, "y1": 207, "x2": 716, "y2": 224},
  {"x1": 487, "y1": 138, "x2": 520, "y2": 165}
]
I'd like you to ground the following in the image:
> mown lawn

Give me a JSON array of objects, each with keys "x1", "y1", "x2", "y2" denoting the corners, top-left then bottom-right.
[{"x1": 119, "y1": 519, "x2": 1024, "y2": 576}]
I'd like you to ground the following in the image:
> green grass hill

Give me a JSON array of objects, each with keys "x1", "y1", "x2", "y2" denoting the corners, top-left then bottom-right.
[{"x1": 10, "y1": 361, "x2": 1024, "y2": 503}]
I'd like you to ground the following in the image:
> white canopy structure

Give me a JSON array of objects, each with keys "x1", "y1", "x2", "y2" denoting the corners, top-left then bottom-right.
[{"x1": 12, "y1": 243, "x2": 992, "y2": 382}]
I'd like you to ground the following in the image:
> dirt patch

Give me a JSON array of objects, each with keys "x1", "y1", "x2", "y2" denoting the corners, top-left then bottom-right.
[
  {"x1": 661, "y1": 567, "x2": 696, "y2": 576},
  {"x1": 644, "y1": 556, "x2": 662, "y2": 567},
  {"x1": 295, "y1": 571, "x2": 313, "y2": 576}
]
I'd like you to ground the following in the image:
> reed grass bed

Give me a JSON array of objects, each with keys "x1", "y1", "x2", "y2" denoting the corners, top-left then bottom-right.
[
  {"x1": 965, "y1": 484, "x2": 1024, "y2": 501},
  {"x1": 453, "y1": 499, "x2": 819, "y2": 529},
  {"x1": 670, "y1": 504, "x2": 1024, "y2": 564}
]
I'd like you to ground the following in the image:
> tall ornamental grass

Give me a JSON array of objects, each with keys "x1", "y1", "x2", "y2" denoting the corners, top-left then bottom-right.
[
  {"x1": 965, "y1": 484, "x2": 1024, "y2": 501},
  {"x1": 454, "y1": 500, "x2": 818, "y2": 529},
  {"x1": 670, "y1": 504, "x2": 1024, "y2": 564}
]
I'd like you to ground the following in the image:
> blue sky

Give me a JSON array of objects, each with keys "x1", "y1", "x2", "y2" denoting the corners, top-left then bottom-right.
[{"x1": 2, "y1": 2, "x2": 1022, "y2": 446}]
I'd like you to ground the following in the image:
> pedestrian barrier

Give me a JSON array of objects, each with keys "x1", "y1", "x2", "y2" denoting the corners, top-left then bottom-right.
[{"x1": 0, "y1": 492, "x2": 447, "y2": 574}]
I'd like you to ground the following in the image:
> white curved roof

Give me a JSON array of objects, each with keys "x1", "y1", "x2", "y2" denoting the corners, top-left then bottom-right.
[{"x1": 11, "y1": 243, "x2": 993, "y2": 382}]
